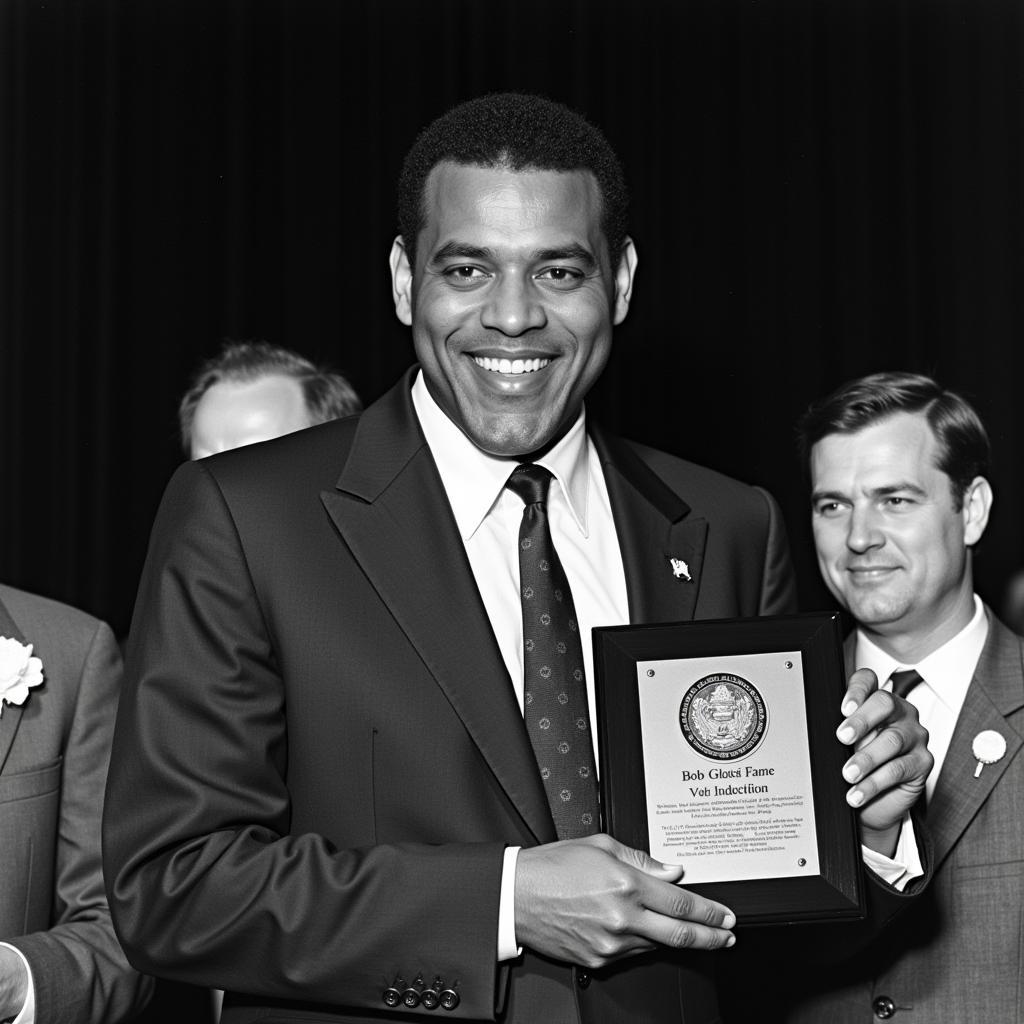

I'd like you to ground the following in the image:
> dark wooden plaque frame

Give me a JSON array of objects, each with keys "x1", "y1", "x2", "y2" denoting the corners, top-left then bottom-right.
[{"x1": 593, "y1": 612, "x2": 864, "y2": 925}]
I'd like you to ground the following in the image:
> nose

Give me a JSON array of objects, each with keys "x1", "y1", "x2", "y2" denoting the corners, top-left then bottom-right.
[
  {"x1": 846, "y1": 504, "x2": 885, "y2": 553},
  {"x1": 479, "y1": 272, "x2": 547, "y2": 336}
]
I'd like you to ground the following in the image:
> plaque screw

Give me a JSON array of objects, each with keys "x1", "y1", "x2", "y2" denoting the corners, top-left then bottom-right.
[
  {"x1": 797, "y1": 858, "x2": 806, "y2": 867},
  {"x1": 646, "y1": 669, "x2": 655, "y2": 677},
  {"x1": 785, "y1": 661, "x2": 793, "y2": 669}
]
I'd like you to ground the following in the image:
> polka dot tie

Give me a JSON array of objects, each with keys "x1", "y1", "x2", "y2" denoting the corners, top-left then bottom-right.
[{"x1": 506, "y1": 464, "x2": 599, "y2": 839}]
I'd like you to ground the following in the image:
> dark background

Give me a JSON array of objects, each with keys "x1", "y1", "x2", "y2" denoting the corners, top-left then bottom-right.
[{"x1": 1, "y1": 0, "x2": 1021, "y2": 637}]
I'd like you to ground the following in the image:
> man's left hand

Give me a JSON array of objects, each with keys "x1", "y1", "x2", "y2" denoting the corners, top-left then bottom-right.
[{"x1": 835, "y1": 668, "x2": 933, "y2": 857}]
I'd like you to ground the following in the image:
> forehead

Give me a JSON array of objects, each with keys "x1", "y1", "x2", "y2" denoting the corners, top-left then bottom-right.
[
  {"x1": 810, "y1": 412, "x2": 945, "y2": 487},
  {"x1": 419, "y1": 162, "x2": 605, "y2": 256},
  {"x1": 193, "y1": 373, "x2": 307, "y2": 430},
  {"x1": 198, "y1": 373, "x2": 304, "y2": 411}
]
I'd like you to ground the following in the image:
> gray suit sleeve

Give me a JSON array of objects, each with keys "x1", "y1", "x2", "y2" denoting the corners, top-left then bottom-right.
[{"x1": 9, "y1": 621, "x2": 152, "y2": 1024}]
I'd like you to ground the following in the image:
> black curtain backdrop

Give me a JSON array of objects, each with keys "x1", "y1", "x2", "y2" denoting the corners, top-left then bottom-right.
[{"x1": 1, "y1": 0, "x2": 1021, "y2": 636}]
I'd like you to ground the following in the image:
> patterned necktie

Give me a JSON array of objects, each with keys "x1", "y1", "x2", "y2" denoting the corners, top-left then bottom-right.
[
  {"x1": 506, "y1": 464, "x2": 600, "y2": 839},
  {"x1": 889, "y1": 669, "x2": 924, "y2": 700}
]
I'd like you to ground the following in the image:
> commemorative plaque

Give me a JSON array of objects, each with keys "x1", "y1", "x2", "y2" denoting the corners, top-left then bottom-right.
[{"x1": 593, "y1": 613, "x2": 863, "y2": 925}]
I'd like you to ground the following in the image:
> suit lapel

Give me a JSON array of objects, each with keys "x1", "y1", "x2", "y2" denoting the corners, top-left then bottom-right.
[
  {"x1": 591, "y1": 428, "x2": 707, "y2": 625},
  {"x1": 0, "y1": 598, "x2": 27, "y2": 775},
  {"x1": 320, "y1": 376, "x2": 554, "y2": 843},
  {"x1": 926, "y1": 615, "x2": 1024, "y2": 869}
]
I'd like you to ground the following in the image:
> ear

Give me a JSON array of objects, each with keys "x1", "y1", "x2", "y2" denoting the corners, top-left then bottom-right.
[
  {"x1": 962, "y1": 476, "x2": 993, "y2": 547},
  {"x1": 612, "y1": 236, "x2": 638, "y2": 326},
  {"x1": 389, "y1": 236, "x2": 413, "y2": 326}
]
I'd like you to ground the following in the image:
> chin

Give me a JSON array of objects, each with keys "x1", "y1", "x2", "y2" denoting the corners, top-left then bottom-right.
[
  {"x1": 468, "y1": 421, "x2": 561, "y2": 459},
  {"x1": 475, "y1": 436, "x2": 548, "y2": 459},
  {"x1": 847, "y1": 596, "x2": 912, "y2": 629}
]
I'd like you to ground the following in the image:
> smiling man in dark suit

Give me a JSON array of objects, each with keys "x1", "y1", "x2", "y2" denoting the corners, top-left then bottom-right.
[{"x1": 104, "y1": 94, "x2": 931, "y2": 1024}]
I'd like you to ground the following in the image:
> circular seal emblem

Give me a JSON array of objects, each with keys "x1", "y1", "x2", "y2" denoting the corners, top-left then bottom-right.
[{"x1": 679, "y1": 672, "x2": 767, "y2": 760}]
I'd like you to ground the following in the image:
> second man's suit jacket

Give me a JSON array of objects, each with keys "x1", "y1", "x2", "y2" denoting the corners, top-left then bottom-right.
[
  {"x1": 0, "y1": 584, "x2": 150, "y2": 1024},
  {"x1": 779, "y1": 612, "x2": 1024, "y2": 1024},
  {"x1": 106, "y1": 371, "x2": 802, "y2": 1024}
]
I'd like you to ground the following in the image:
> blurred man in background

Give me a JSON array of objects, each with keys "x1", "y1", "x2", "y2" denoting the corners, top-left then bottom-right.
[{"x1": 180, "y1": 340, "x2": 361, "y2": 459}]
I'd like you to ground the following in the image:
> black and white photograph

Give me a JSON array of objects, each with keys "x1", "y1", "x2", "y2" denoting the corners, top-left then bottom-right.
[{"x1": 0, "y1": 2, "x2": 1020, "y2": 1021}]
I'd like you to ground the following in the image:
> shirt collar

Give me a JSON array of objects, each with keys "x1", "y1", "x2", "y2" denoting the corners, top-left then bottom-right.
[
  {"x1": 855, "y1": 594, "x2": 989, "y2": 712},
  {"x1": 410, "y1": 370, "x2": 591, "y2": 541}
]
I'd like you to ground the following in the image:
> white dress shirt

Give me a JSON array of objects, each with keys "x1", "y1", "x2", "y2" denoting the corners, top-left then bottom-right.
[
  {"x1": 412, "y1": 372, "x2": 629, "y2": 959},
  {"x1": 855, "y1": 594, "x2": 988, "y2": 803},
  {"x1": 411, "y1": 373, "x2": 630, "y2": 724}
]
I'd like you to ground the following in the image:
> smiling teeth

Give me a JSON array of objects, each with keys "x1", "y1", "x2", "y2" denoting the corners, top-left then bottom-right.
[{"x1": 474, "y1": 356, "x2": 551, "y2": 374}]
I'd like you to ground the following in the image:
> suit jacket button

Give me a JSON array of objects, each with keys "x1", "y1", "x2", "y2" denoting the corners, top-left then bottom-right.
[
  {"x1": 421, "y1": 977, "x2": 442, "y2": 1010},
  {"x1": 383, "y1": 980, "x2": 403, "y2": 1008},
  {"x1": 872, "y1": 995, "x2": 896, "y2": 1019},
  {"x1": 576, "y1": 969, "x2": 591, "y2": 989},
  {"x1": 403, "y1": 978, "x2": 424, "y2": 1009},
  {"x1": 439, "y1": 984, "x2": 460, "y2": 1011}
]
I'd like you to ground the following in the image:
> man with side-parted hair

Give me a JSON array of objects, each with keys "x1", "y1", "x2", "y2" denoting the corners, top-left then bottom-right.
[
  {"x1": 105, "y1": 96, "x2": 931, "y2": 1024},
  {"x1": 779, "y1": 371, "x2": 1022, "y2": 1023},
  {"x1": 179, "y1": 340, "x2": 361, "y2": 459}
]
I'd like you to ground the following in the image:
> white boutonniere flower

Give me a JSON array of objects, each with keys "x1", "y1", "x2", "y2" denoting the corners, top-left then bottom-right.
[{"x1": 0, "y1": 636, "x2": 44, "y2": 715}]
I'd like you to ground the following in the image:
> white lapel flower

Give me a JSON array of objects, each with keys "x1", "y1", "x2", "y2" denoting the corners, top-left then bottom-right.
[{"x1": 0, "y1": 636, "x2": 44, "y2": 715}]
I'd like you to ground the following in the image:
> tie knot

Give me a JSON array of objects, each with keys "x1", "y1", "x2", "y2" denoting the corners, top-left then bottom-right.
[
  {"x1": 889, "y1": 669, "x2": 923, "y2": 699},
  {"x1": 506, "y1": 463, "x2": 553, "y2": 507}
]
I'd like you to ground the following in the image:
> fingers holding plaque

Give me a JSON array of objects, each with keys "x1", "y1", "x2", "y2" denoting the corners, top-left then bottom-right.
[{"x1": 593, "y1": 613, "x2": 864, "y2": 925}]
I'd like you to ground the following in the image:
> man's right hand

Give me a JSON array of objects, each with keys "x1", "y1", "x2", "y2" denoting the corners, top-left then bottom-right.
[{"x1": 514, "y1": 834, "x2": 736, "y2": 969}]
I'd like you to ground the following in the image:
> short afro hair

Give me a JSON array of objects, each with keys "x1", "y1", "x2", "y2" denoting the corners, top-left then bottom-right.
[
  {"x1": 397, "y1": 92, "x2": 629, "y2": 269},
  {"x1": 797, "y1": 371, "x2": 991, "y2": 509}
]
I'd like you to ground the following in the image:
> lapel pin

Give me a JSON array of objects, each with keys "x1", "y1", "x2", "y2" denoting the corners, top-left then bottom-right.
[
  {"x1": 971, "y1": 730, "x2": 1007, "y2": 778},
  {"x1": 669, "y1": 557, "x2": 691, "y2": 582}
]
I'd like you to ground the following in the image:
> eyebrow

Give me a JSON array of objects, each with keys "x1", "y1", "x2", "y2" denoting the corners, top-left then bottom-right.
[
  {"x1": 430, "y1": 243, "x2": 494, "y2": 265},
  {"x1": 809, "y1": 482, "x2": 929, "y2": 505},
  {"x1": 809, "y1": 489, "x2": 844, "y2": 506},
  {"x1": 533, "y1": 244, "x2": 598, "y2": 269},
  {"x1": 428, "y1": 241, "x2": 598, "y2": 270}
]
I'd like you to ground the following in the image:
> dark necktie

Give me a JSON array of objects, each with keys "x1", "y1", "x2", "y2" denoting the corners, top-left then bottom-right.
[
  {"x1": 889, "y1": 669, "x2": 923, "y2": 700},
  {"x1": 888, "y1": 669, "x2": 928, "y2": 813},
  {"x1": 506, "y1": 464, "x2": 600, "y2": 839}
]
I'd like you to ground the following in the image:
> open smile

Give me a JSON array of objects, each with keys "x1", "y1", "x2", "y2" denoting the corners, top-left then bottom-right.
[{"x1": 473, "y1": 355, "x2": 552, "y2": 375}]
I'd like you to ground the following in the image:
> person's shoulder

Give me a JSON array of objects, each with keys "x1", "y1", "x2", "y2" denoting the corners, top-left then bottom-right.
[
  {"x1": 190, "y1": 413, "x2": 362, "y2": 493},
  {"x1": 615, "y1": 437, "x2": 778, "y2": 518},
  {"x1": 214, "y1": 412, "x2": 359, "y2": 469},
  {"x1": 973, "y1": 611, "x2": 1024, "y2": 739},
  {"x1": 0, "y1": 582, "x2": 107, "y2": 647},
  {"x1": 981, "y1": 606, "x2": 1024, "y2": 666}
]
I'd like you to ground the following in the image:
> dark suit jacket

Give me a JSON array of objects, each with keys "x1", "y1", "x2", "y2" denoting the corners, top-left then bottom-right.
[
  {"x1": 777, "y1": 612, "x2": 1024, "y2": 1024},
  {"x1": 0, "y1": 584, "x2": 151, "y2": 1024},
  {"x1": 105, "y1": 372, "x2": 799, "y2": 1024}
]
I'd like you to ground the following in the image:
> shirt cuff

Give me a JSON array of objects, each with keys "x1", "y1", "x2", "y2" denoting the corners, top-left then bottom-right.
[
  {"x1": 0, "y1": 942, "x2": 35, "y2": 1024},
  {"x1": 497, "y1": 846, "x2": 523, "y2": 962},
  {"x1": 860, "y1": 814, "x2": 924, "y2": 892}
]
